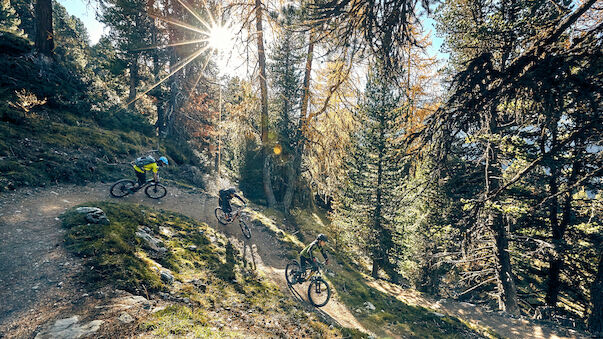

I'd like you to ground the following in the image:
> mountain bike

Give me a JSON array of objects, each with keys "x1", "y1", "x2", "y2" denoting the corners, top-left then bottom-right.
[
  {"x1": 285, "y1": 260, "x2": 331, "y2": 307},
  {"x1": 214, "y1": 204, "x2": 252, "y2": 239},
  {"x1": 110, "y1": 178, "x2": 167, "y2": 199}
]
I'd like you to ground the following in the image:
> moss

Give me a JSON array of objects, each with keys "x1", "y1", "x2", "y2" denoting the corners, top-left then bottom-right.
[
  {"x1": 62, "y1": 202, "x2": 162, "y2": 293},
  {"x1": 138, "y1": 305, "x2": 235, "y2": 338}
]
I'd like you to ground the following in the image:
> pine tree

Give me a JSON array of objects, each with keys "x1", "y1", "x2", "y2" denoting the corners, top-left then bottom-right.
[{"x1": 341, "y1": 63, "x2": 407, "y2": 281}]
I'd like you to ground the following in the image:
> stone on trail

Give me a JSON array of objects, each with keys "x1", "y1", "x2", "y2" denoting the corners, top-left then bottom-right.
[
  {"x1": 34, "y1": 316, "x2": 104, "y2": 339},
  {"x1": 118, "y1": 312, "x2": 134, "y2": 324}
]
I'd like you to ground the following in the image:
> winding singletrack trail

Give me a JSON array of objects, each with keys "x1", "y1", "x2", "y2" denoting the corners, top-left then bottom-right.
[{"x1": 0, "y1": 182, "x2": 589, "y2": 338}]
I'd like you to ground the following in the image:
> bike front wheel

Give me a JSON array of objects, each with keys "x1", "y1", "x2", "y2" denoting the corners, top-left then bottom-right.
[
  {"x1": 285, "y1": 261, "x2": 301, "y2": 286},
  {"x1": 215, "y1": 207, "x2": 229, "y2": 225},
  {"x1": 145, "y1": 183, "x2": 167, "y2": 199},
  {"x1": 239, "y1": 218, "x2": 251, "y2": 239},
  {"x1": 308, "y1": 278, "x2": 331, "y2": 307},
  {"x1": 110, "y1": 179, "x2": 135, "y2": 198}
]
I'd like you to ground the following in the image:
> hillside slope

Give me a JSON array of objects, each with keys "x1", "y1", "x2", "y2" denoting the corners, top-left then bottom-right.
[{"x1": 0, "y1": 182, "x2": 588, "y2": 338}]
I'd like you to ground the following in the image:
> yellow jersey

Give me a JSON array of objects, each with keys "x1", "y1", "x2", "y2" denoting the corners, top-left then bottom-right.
[{"x1": 133, "y1": 162, "x2": 158, "y2": 174}]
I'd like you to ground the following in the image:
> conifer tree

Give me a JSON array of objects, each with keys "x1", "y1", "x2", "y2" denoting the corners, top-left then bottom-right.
[{"x1": 342, "y1": 62, "x2": 407, "y2": 281}]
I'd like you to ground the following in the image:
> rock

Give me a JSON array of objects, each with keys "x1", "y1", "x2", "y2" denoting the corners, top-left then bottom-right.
[
  {"x1": 188, "y1": 245, "x2": 197, "y2": 251},
  {"x1": 192, "y1": 279, "x2": 207, "y2": 292},
  {"x1": 118, "y1": 312, "x2": 134, "y2": 324},
  {"x1": 135, "y1": 228, "x2": 165, "y2": 252},
  {"x1": 364, "y1": 302, "x2": 376, "y2": 311},
  {"x1": 75, "y1": 207, "x2": 102, "y2": 214},
  {"x1": 160, "y1": 270, "x2": 174, "y2": 284},
  {"x1": 431, "y1": 312, "x2": 445, "y2": 317},
  {"x1": 75, "y1": 207, "x2": 110, "y2": 225},
  {"x1": 34, "y1": 316, "x2": 104, "y2": 339}
]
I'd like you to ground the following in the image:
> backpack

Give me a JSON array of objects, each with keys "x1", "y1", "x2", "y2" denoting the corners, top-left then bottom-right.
[{"x1": 134, "y1": 156, "x2": 156, "y2": 167}]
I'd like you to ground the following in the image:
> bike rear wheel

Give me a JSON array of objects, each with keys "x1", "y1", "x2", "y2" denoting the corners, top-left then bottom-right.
[
  {"x1": 308, "y1": 278, "x2": 331, "y2": 307},
  {"x1": 239, "y1": 218, "x2": 251, "y2": 239},
  {"x1": 285, "y1": 261, "x2": 301, "y2": 286},
  {"x1": 215, "y1": 207, "x2": 229, "y2": 225},
  {"x1": 145, "y1": 183, "x2": 167, "y2": 199},
  {"x1": 110, "y1": 179, "x2": 135, "y2": 198}
]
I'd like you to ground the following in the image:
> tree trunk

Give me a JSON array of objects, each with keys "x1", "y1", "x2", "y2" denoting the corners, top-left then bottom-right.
[
  {"x1": 371, "y1": 128, "x2": 386, "y2": 279},
  {"x1": 545, "y1": 159, "x2": 580, "y2": 306},
  {"x1": 255, "y1": 0, "x2": 276, "y2": 207},
  {"x1": 493, "y1": 213, "x2": 520, "y2": 314},
  {"x1": 34, "y1": 0, "x2": 54, "y2": 56},
  {"x1": 128, "y1": 53, "x2": 139, "y2": 111},
  {"x1": 283, "y1": 31, "x2": 315, "y2": 213},
  {"x1": 151, "y1": 21, "x2": 165, "y2": 135},
  {"x1": 263, "y1": 150, "x2": 277, "y2": 206},
  {"x1": 486, "y1": 121, "x2": 519, "y2": 315},
  {"x1": 588, "y1": 252, "x2": 603, "y2": 335}
]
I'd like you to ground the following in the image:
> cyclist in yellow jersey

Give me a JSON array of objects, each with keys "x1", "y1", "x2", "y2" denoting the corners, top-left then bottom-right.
[{"x1": 132, "y1": 156, "x2": 169, "y2": 188}]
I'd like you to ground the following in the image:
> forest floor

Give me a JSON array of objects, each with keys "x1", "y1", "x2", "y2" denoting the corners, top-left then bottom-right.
[{"x1": 0, "y1": 182, "x2": 589, "y2": 338}]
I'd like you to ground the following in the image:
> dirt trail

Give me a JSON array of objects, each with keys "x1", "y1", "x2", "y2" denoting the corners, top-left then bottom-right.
[
  {"x1": 367, "y1": 280, "x2": 588, "y2": 339},
  {"x1": 0, "y1": 182, "x2": 367, "y2": 337}
]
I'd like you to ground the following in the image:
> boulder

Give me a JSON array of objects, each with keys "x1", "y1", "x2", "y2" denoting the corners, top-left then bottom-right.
[
  {"x1": 75, "y1": 207, "x2": 110, "y2": 225},
  {"x1": 364, "y1": 302, "x2": 376, "y2": 311}
]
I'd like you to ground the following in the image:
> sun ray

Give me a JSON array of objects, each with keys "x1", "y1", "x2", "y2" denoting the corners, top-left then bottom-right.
[
  {"x1": 124, "y1": 46, "x2": 209, "y2": 108},
  {"x1": 148, "y1": 13, "x2": 207, "y2": 35},
  {"x1": 198, "y1": 0, "x2": 216, "y2": 29},
  {"x1": 174, "y1": 0, "x2": 211, "y2": 31},
  {"x1": 187, "y1": 56, "x2": 212, "y2": 99},
  {"x1": 130, "y1": 38, "x2": 209, "y2": 52}
]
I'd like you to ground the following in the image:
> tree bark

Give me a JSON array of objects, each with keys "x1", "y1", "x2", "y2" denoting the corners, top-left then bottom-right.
[
  {"x1": 255, "y1": 0, "x2": 276, "y2": 207},
  {"x1": 151, "y1": 20, "x2": 165, "y2": 135},
  {"x1": 128, "y1": 53, "x2": 139, "y2": 111},
  {"x1": 493, "y1": 213, "x2": 520, "y2": 314},
  {"x1": 486, "y1": 110, "x2": 519, "y2": 315},
  {"x1": 588, "y1": 252, "x2": 603, "y2": 335},
  {"x1": 283, "y1": 31, "x2": 315, "y2": 213},
  {"x1": 371, "y1": 127, "x2": 386, "y2": 279},
  {"x1": 34, "y1": 0, "x2": 54, "y2": 56}
]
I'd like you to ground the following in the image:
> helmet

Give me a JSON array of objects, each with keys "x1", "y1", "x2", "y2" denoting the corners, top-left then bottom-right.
[
  {"x1": 159, "y1": 156, "x2": 169, "y2": 165},
  {"x1": 317, "y1": 234, "x2": 328, "y2": 242}
]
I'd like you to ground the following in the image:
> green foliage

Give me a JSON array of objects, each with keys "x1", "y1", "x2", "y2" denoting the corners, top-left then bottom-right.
[{"x1": 0, "y1": 0, "x2": 23, "y2": 35}]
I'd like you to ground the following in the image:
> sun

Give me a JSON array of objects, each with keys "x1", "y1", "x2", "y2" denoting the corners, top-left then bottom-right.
[{"x1": 208, "y1": 24, "x2": 234, "y2": 51}]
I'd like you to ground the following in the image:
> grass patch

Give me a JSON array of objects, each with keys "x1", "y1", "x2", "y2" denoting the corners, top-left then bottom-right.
[
  {"x1": 138, "y1": 305, "x2": 234, "y2": 338},
  {"x1": 62, "y1": 202, "x2": 163, "y2": 293}
]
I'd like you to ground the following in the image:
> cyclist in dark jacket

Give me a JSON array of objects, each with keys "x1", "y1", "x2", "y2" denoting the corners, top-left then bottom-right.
[
  {"x1": 218, "y1": 188, "x2": 245, "y2": 220},
  {"x1": 297, "y1": 234, "x2": 329, "y2": 282}
]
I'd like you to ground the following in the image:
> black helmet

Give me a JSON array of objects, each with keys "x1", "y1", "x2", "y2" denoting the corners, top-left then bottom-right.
[{"x1": 317, "y1": 233, "x2": 328, "y2": 242}]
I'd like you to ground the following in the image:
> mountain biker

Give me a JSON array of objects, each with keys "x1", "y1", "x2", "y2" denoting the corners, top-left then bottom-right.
[
  {"x1": 218, "y1": 188, "x2": 246, "y2": 221},
  {"x1": 132, "y1": 155, "x2": 169, "y2": 189},
  {"x1": 296, "y1": 234, "x2": 329, "y2": 283}
]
